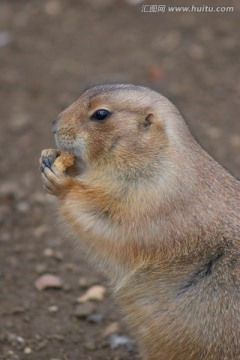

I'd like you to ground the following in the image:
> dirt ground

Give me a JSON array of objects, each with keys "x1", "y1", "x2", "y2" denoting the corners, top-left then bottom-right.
[{"x1": 0, "y1": 0, "x2": 240, "y2": 359}]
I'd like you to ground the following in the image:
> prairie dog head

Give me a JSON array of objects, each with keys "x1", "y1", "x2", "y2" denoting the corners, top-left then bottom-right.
[{"x1": 52, "y1": 84, "x2": 188, "y2": 176}]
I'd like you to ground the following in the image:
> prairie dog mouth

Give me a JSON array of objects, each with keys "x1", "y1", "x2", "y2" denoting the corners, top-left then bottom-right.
[
  {"x1": 54, "y1": 135, "x2": 87, "y2": 174},
  {"x1": 55, "y1": 135, "x2": 79, "y2": 157}
]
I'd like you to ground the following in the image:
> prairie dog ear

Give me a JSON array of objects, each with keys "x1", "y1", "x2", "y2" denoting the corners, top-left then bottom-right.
[{"x1": 140, "y1": 113, "x2": 155, "y2": 131}]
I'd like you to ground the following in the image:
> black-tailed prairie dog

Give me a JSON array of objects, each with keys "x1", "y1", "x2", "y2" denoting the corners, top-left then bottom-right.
[{"x1": 40, "y1": 84, "x2": 240, "y2": 360}]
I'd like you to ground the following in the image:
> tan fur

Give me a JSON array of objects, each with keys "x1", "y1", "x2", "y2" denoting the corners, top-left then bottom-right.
[{"x1": 40, "y1": 84, "x2": 240, "y2": 359}]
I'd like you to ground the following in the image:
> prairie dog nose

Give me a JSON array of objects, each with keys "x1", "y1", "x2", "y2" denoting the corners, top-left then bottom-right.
[{"x1": 51, "y1": 118, "x2": 58, "y2": 134}]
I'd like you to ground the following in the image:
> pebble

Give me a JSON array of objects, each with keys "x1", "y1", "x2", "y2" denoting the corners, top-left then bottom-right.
[
  {"x1": 9, "y1": 355, "x2": 21, "y2": 360},
  {"x1": 230, "y1": 134, "x2": 240, "y2": 147},
  {"x1": 188, "y1": 45, "x2": 205, "y2": 60},
  {"x1": 87, "y1": 313, "x2": 103, "y2": 324},
  {"x1": 65, "y1": 263, "x2": 77, "y2": 272},
  {"x1": 110, "y1": 334, "x2": 134, "y2": 351},
  {"x1": 6, "y1": 351, "x2": 21, "y2": 360},
  {"x1": 84, "y1": 339, "x2": 96, "y2": 350},
  {"x1": 53, "y1": 250, "x2": 64, "y2": 261},
  {"x1": 11, "y1": 307, "x2": 26, "y2": 315},
  {"x1": 35, "y1": 263, "x2": 47, "y2": 274},
  {"x1": 7, "y1": 333, "x2": 25, "y2": 349},
  {"x1": 0, "y1": 181, "x2": 25, "y2": 199},
  {"x1": 63, "y1": 284, "x2": 72, "y2": 292},
  {"x1": 34, "y1": 225, "x2": 48, "y2": 238},
  {"x1": 79, "y1": 276, "x2": 99, "y2": 288},
  {"x1": 43, "y1": 248, "x2": 54, "y2": 257},
  {"x1": 77, "y1": 285, "x2": 106, "y2": 303},
  {"x1": 75, "y1": 302, "x2": 96, "y2": 319},
  {"x1": 43, "y1": 248, "x2": 64, "y2": 261},
  {"x1": 152, "y1": 31, "x2": 181, "y2": 52},
  {"x1": 48, "y1": 305, "x2": 59, "y2": 313},
  {"x1": 102, "y1": 322, "x2": 120, "y2": 337},
  {"x1": 35, "y1": 274, "x2": 63, "y2": 291},
  {"x1": 23, "y1": 347, "x2": 32, "y2": 354},
  {"x1": 48, "y1": 334, "x2": 64, "y2": 342},
  {"x1": 16, "y1": 201, "x2": 30, "y2": 213},
  {"x1": 35, "y1": 339, "x2": 48, "y2": 351},
  {"x1": 207, "y1": 126, "x2": 222, "y2": 139},
  {"x1": 44, "y1": 0, "x2": 62, "y2": 15}
]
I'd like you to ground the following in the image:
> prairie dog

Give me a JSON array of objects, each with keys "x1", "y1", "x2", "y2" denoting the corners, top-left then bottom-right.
[{"x1": 40, "y1": 84, "x2": 240, "y2": 360}]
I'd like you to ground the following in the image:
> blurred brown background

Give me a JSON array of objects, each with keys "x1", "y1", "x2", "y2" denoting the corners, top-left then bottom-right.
[{"x1": 0, "y1": 1, "x2": 239, "y2": 359}]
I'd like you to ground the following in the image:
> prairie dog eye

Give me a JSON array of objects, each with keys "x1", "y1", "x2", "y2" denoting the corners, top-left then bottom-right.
[{"x1": 90, "y1": 109, "x2": 111, "y2": 121}]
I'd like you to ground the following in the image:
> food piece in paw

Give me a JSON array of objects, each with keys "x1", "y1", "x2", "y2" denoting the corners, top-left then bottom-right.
[{"x1": 54, "y1": 152, "x2": 75, "y2": 171}]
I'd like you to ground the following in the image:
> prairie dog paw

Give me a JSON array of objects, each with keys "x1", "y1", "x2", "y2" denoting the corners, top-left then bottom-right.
[
  {"x1": 39, "y1": 149, "x2": 72, "y2": 196},
  {"x1": 39, "y1": 149, "x2": 61, "y2": 173}
]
